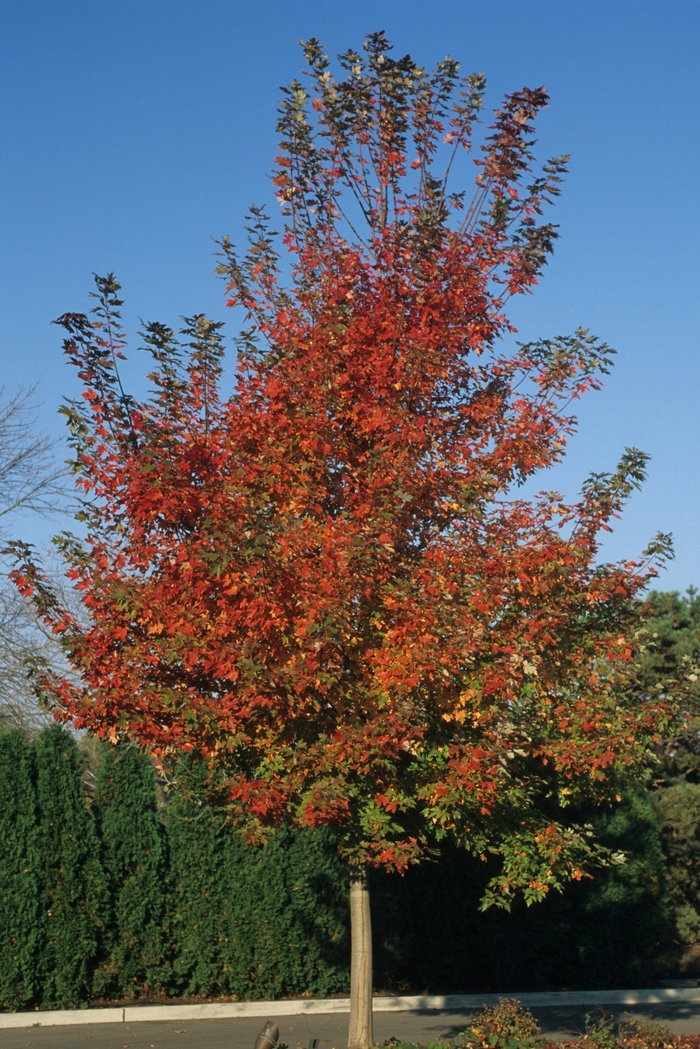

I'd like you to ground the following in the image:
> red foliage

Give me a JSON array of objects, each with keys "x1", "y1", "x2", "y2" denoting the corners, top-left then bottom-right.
[{"x1": 8, "y1": 35, "x2": 675, "y2": 897}]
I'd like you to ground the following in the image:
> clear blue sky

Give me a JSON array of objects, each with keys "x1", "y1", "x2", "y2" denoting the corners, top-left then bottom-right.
[{"x1": 1, "y1": 0, "x2": 698, "y2": 591}]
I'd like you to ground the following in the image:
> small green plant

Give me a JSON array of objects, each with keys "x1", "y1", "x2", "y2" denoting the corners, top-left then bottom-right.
[{"x1": 580, "y1": 1011, "x2": 618, "y2": 1049}]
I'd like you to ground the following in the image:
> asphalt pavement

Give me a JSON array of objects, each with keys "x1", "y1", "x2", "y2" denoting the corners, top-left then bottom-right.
[{"x1": 4, "y1": 1004, "x2": 700, "y2": 1049}]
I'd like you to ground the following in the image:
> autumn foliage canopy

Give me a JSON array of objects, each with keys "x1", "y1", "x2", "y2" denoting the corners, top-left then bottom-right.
[{"x1": 10, "y1": 34, "x2": 675, "y2": 903}]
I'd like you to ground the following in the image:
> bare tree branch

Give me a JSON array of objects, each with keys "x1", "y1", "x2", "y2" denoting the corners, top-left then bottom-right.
[{"x1": 0, "y1": 385, "x2": 71, "y2": 734}]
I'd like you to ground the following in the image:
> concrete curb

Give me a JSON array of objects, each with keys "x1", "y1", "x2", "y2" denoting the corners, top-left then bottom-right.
[{"x1": 3, "y1": 988, "x2": 700, "y2": 1030}]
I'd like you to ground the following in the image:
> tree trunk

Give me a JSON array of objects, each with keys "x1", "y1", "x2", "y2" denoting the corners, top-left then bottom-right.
[{"x1": 348, "y1": 865, "x2": 373, "y2": 1049}]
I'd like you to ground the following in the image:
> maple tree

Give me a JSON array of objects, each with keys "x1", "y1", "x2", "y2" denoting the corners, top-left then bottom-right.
[{"x1": 8, "y1": 34, "x2": 680, "y2": 1047}]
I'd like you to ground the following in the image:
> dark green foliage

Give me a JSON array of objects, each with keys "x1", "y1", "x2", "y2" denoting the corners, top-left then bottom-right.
[
  {"x1": 0, "y1": 729, "x2": 43, "y2": 1010},
  {"x1": 653, "y1": 779, "x2": 700, "y2": 945},
  {"x1": 166, "y1": 759, "x2": 235, "y2": 997},
  {"x1": 167, "y1": 759, "x2": 348, "y2": 999},
  {"x1": 372, "y1": 788, "x2": 672, "y2": 992},
  {"x1": 641, "y1": 590, "x2": 700, "y2": 950},
  {"x1": 547, "y1": 789, "x2": 672, "y2": 987},
  {"x1": 33, "y1": 725, "x2": 105, "y2": 1007},
  {"x1": 0, "y1": 722, "x2": 680, "y2": 1008},
  {"x1": 371, "y1": 839, "x2": 474, "y2": 993},
  {"x1": 219, "y1": 824, "x2": 349, "y2": 999},
  {"x1": 92, "y1": 742, "x2": 168, "y2": 999}
]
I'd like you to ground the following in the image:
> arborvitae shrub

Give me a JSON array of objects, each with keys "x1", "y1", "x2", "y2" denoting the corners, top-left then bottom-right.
[
  {"x1": 220, "y1": 824, "x2": 349, "y2": 1000},
  {"x1": 33, "y1": 725, "x2": 105, "y2": 1007},
  {"x1": 0, "y1": 729, "x2": 43, "y2": 1010},
  {"x1": 166, "y1": 759, "x2": 236, "y2": 997},
  {"x1": 0, "y1": 730, "x2": 676, "y2": 1007},
  {"x1": 167, "y1": 759, "x2": 349, "y2": 1000},
  {"x1": 93, "y1": 742, "x2": 168, "y2": 999}
]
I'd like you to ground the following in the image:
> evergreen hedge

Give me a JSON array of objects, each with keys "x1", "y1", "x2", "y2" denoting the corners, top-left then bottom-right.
[
  {"x1": 0, "y1": 730, "x2": 42, "y2": 1010},
  {"x1": 92, "y1": 743, "x2": 168, "y2": 999},
  {"x1": 0, "y1": 725, "x2": 679, "y2": 1010},
  {"x1": 217, "y1": 824, "x2": 349, "y2": 1000},
  {"x1": 167, "y1": 758, "x2": 348, "y2": 1000},
  {"x1": 33, "y1": 725, "x2": 105, "y2": 1007},
  {"x1": 371, "y1": 788, "x2": 672, "y2": 994},
  {"x1": 165, "y1": 758, "x2": 234, "y2": 996}
]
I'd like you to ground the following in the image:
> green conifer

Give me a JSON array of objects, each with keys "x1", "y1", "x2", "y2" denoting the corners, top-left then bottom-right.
[
  {"x1": 33, "y1": 725, "x2": 105, "y2": 1007},
  {"x1": 223, "y1": 824, "x2": 349, "y2": 1000},
  {"x1": 472, "y1": 788, "x2": 672, "y2": 991},
  {"x1": 574, "y1": 787, "x2": 673, "y2": 985},
  {"x1": 166, "y1": 758, "x2": 232, "y2": 996},
  {"x1": 167, "y1": 757, "x2": 348, "y2": 999},
  {"x1": 93, "y1": 742, "x2": 168, "y2": 998},
  {"x1": 0, "y1": 729, "x2": 43, "y2": 1010}
]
